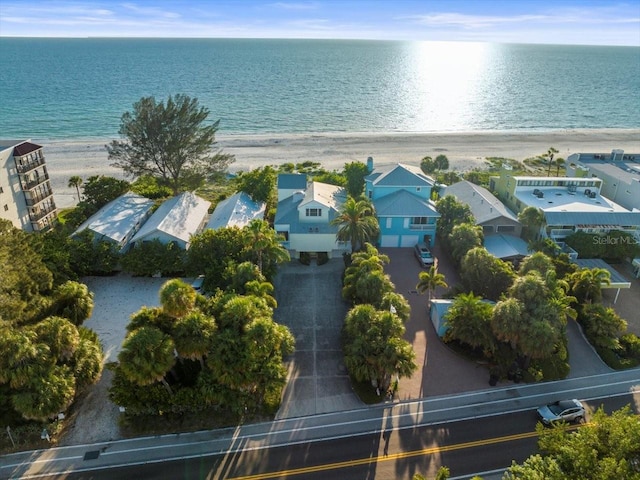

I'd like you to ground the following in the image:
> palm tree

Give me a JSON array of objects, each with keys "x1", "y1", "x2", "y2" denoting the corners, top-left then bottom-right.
[
  {"x1": 416, "y1": 260, "x2": 448, "y2": 306},
  {"x1": 159, "y1": 279, "x2": 196, "y2": 318},
  {"x1": 554, "y1": 157, "x2": 565, "y2": 176},
  {"x1": 445, "y1": 292, "x2": 496, "y2": 355},
  {"x1": 32, "y1": 316, "x2": 80, "y2": 362},
  {"x1": 172, "y1": 311, "x2": 216, "y2": 367},
  {"x1": 544, "y1": 147, "x2": 559, "y2": 176},
  {"x1": 68, "y1": 175, "x2": 83, "y2": 202},
  {"x1": 331, "y1": 196, "x2": 380, "y2": 253},
  {"x1": 518, "y1": 206, "x2": 546, "y2": 241},
  {"x1": 570, "y1": 267, "x2": 611, "y2": 304},
  {"x1": 51, "y1": 281, "x2": 94, "y2": 326},
  {"x1": 244, "y1": 219, "x2": 290, "y2": 275},
  {"x1": 11, "y1": 365, "x2": 76, "y2": 421},
  {"x1": 118, "y1": 326, "x2": 176, "y2": 394}
]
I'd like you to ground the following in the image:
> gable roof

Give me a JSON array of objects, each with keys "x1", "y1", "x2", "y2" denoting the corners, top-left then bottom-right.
[
  {"x1": 445, "y1": 180, "x2": 519, "y2": 225},
  {"x1": 300, "y1": 181, "x2": 347, "y2": 211},
  {"x1": 277, "y1": 173, "x2": 307, "y2": 190},
  {"x1": 366, "y1": 163, "x2": 435, "y2": 188},
  {"x1": 206, "y1": 191, "x2": 265, "y2": 230},
  {"x1": 73, "y1": 192, "x2": 154, "y2": 243},
  {"x1": 131, "y1": 192, "x2": 210, "y2": 244},
  {"x1": 374, "y1": 190, "x2": 440, "y2": 217}
]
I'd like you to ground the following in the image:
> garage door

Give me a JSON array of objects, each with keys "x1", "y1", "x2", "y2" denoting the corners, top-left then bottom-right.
[
  {"x1": 380, "y1": 235, "x2": 399, "y2": 247},
  {"x1": 400, "y1": 235, "x2": 419, "y2": 247}
]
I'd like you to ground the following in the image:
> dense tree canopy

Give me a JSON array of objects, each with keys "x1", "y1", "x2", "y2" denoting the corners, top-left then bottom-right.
[
  {"x1": 435, "y1": 195, "x2": 474, "y2": 239},
  {"x1": 235, "y1": 166, "x2": 277, "y2": 204},
  {"x1": 107, "y1": 94, "x2": 234, "y2": 194},
  {"x1": 505, "y1": 406, "x2": 640, "y2": 480},
  {"x1": 459, "y1": 247, "x2": 515, "y2": 302},
  {"x1": 343, "y1": 161, "x2": 369, "y2": 198}
]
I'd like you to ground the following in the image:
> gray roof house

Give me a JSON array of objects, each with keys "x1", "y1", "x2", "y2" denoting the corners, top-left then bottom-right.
[
  {"x1": 130, "y1": 192, "x2": 210, "y2": 250},
  {"x1": 72, "y1": 191, "x2": 154, "y2": 252},
  {"x1": 444, "y1": 180, "x2": 522, "y2": 236},
  {"x1": 274, "y1": 174, "x2": 349, "y2": 259},
  {"x1": 206, "y1": 191, "x2": 265, "y2": 230}
]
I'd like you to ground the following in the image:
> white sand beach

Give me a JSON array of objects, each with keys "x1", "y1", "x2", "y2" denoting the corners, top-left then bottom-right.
[{"x1": 44, "y1": 129, "x2": 640, "y2": 208}]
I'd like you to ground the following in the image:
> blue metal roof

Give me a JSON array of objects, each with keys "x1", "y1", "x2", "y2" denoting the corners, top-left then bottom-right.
[
  {"x1": 374, "y1": 190, "x2": 440, "y2": 217},
  {"x1": 484, "y1": 234, "x2": 530, "y2": 259},
  {"x1": 277, "y1": 173, "x2": 307, "y2": 190},
  {"x1": 544, "y1": 211, "x2": 640, "y2": 227}
]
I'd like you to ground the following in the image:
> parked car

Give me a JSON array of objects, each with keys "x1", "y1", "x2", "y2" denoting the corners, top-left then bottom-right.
[
  {"x1": 414, "y1": 243, "x2": 434, "y2": 267},
  {"x1": 536, "y1": 399, "x2": 585, "y2": 425},
  {"x1": 191, "y1": 275, "x2": 205, "y2": 293}
]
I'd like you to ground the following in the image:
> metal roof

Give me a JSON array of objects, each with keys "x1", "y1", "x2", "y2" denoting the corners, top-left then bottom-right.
[
  {"x1": 131, "y1": 192, "x2": 210, "y2": 245},
  {"x1": 277, "y1": 173, "x2": 307, "y2": 190},
  {"x1": 444, "y1": 181, "x2": 519, "y2": 225},
  {"x1": 484, "y1": 234, "x2": 530, "y2": 260},
  {"x1": 573, "y1": 258, "x2": 631, "y2": 288},
  {"x1": 300, "y1": 181, "x2": 347, "y2": 210},
  {"x1": 367, "y1": 163, "x2": 435, "y2": 187},
  {"x1": 73, "y1": 192, "x2": 154, "y2": 244},
  {"x1": 374, "y1": 189, "x2": 440, "y2": 217},
  {"x1": 206, "y1": 191, "x2": 265, "y2": 230}
]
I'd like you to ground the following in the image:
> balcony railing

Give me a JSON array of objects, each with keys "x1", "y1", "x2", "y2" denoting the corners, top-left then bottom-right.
[
  {"x1": 550, "y1": 228, "x2": 574, "y2": 239},
  {"x1": 25, "y1": 188, "x2": 54, "y2": 206},
  {"x1": 29, "y1": 202, "x2": 57, "y2": 222},
  {"x1": 20, "y1": 173, "x2": 50, "y2": 191},
  {"x1": 15, "y1": 155, "x2": 45, "y2": 174},
  {"x1": 409, "y1": 224, "x2": 434, "y2": 231}
]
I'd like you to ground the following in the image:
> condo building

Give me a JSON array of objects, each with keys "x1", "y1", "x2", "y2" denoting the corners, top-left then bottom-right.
[{"x1": 0, "y1": 140, "x2": 57, "y2": 232}]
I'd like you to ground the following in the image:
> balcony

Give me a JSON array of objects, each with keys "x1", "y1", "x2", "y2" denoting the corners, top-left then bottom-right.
[
  {"x1": 409, "y1": 224, "x2": 434, "y2": 231},
  {"x1": 15, "y1": 154, "x2": 45, "y2": 174},
  {"x1": 25, "y1": 187, "x2": 54, "y2": 206},
  {"x1": 29, "y1": 202, "x2": 57, "y2": 222},
  {"x1": 20, "y1": 173, "x2": 50, "y2": 191},
  {"x1": 549, "y1": 228, "x2": 574, "y2": 240}
]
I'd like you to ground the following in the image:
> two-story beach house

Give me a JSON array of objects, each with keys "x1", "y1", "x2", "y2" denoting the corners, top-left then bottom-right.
[
  {"x1": 365, "y1": 161, "x2": 440, "y2": 248},
  {"x1": 0, "y1": 140, "x2": 57, "y2": 232},
  {"x1": 274, "y1": 173, "x2": 349, "y2": 258}
]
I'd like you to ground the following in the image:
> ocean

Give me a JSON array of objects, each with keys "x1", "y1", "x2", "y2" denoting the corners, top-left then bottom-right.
[{"x1": 0, "y1": 38, "x2": 638, "y2": 141}]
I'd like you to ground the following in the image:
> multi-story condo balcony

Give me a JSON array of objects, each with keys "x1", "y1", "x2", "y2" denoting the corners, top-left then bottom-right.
[
  {"x1": 15, "y1": 151, "x2": 46, "y2": 174},
  {"x1": 25, "y1": 185, "x2": 54, "y2": 206},
  {"x1": 29, "y1": 199, "x2": 57, "y2": 223},
  {"x1": 20, "y1": 171, "x2": 50, "y2": 191}
]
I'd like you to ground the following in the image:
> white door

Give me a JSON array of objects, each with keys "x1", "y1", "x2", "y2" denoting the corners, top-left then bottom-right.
[
  {"x1": 380, "y1": 235, "x2": 399, "y2": 247},
  {"x1": 400, "y1": 235, "x2": 419, "y2": 247}
]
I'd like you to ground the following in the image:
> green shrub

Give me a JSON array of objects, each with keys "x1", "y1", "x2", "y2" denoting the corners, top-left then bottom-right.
[
  {"x1": 120, "y1": 240, "x2": 186, "y2": 276},
  {"x1": 620, "y1": 333, "x2": 640, "y2": 359}
]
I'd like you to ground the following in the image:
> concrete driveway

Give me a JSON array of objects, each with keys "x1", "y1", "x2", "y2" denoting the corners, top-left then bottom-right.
[{"x1": 272, "y1": 259, "x2": 362, "y2": 419}]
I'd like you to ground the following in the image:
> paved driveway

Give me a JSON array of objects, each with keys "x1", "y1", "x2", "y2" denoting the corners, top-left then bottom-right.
[{"x1": 272, "y1": 259, "x2": 362, "y2": 419}]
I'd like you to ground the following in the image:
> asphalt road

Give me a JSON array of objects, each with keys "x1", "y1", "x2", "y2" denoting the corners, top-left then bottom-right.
[{"x1": 35, "y1": 392, "x2": 637, "y2": 480}]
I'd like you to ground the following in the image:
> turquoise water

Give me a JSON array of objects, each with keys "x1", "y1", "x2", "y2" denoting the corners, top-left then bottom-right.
[{"x1": 0, "y1": 38, "x2": 638, "y2": 140}]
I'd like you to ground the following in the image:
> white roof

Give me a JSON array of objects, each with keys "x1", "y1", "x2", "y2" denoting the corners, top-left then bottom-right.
[
  {"x1": 73, "y1": 192, "x2": 154, "y2": 243},
  {"x1": 515, "y1": 187, "x2": 628, "y2": 213},
  {"x1": 131, "y1": 192, "x2": 210, "y2": 244},
  {"x1": 206, "y1": 191, "x2": 265, "y2": 230},
  {"x1": 299, "y1": 181, "x2": 346, "y2": 211}
]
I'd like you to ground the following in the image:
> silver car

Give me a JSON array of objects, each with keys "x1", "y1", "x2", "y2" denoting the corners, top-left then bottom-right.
[
  {"x1": 536, "y1": 399, "x2": 585, "y2": 425},
  {"x1": 414, "y1": 243, "x2": 434, "y2": 267}
]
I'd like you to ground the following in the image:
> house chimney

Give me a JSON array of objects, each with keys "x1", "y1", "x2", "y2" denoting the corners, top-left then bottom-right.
[{"x1": 367, "y1": 156, "x2": 374, "y2": 173}]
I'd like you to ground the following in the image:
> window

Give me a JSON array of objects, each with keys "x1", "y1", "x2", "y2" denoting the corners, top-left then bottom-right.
[
  {"x1": 497, "y1": 225, "x2": 515, "y2": 233},
  {"x1": 412, "y1": 217, "x2": 429, "y2": 225},
  {"x1": 305, "y1": 208, "x2": 321, "y2": 217},
  {"x1": 386, "y1": 218, "x2": 392, "y2": 229}
]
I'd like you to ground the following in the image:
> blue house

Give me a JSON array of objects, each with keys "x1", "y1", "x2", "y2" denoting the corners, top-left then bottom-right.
[{"x1": 365, "y1": 162, "x2": 440, "y2": 248}]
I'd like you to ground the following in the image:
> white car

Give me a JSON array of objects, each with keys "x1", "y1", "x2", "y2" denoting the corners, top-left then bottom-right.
[
  {"x1": 191, "y1": 275, "x2": 205, "y2": 293},
  {"x1": 414, "y1": 243, "x2": 434, "y2": 267},
  {"x1": 536, "y1": 399, "x2": 585, "y2": 425}
]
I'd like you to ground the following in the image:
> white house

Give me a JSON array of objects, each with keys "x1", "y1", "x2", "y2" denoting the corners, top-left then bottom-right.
[
  {"x1": 205, "y1": 191, "x2": 265, "y2": 230},
  {"x1": 72, "y1": 191, "x2": 154, "y2": 252},
  {"x1": 274, "y1": 174, "x2": 349, "y2": 258},
  {"x1": 130, "y1": 192, "x2": 210, "y2": 250}
]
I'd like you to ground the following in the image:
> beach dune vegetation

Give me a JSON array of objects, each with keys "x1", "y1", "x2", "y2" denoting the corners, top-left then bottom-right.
[{"x1": 107, "y1": 94, "x2": 234, "y2": 195}]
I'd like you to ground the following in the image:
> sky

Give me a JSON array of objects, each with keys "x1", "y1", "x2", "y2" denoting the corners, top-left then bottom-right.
[{"x1": 1, "y1": 0, "x2": 639, "y2": 46}]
